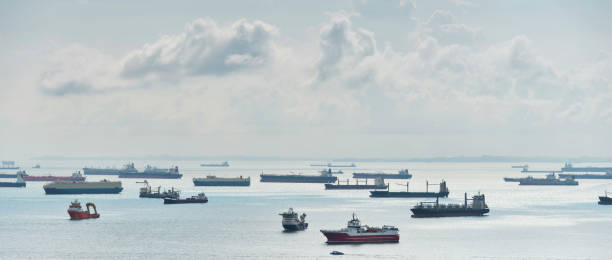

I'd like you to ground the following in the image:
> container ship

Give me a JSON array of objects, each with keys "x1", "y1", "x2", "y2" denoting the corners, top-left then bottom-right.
[
  {"x1": 43, "y1": 180, "x2": 123, "y2": 194},
  {"x1": 119, "y1": 165, "x2": 182, "y2": 179},
  {"x1": 0, "y1": 173, "x2": 25, "y2": 187},
  {"x1": 598, "y1": 191, "x2": 611, "y2": 205},
  {"x1": 23, "y1": 171, "x2": 86, "y2": 182},
  {"x1": 200, "y1": 161, "x2": 229, "y2": 167},
  {"x1": 139, "y1": 182, "x2": 179, "y2": 199},
  {"x1": 164, "y1": 193, "x2": 208, "y2": 204},
  {"x1": 411, "y1": 193, "x2": 489, "y2": 218},
  {"x1": 353, "y1": 169, "x2": 412, "y2": 179},
  {"x1": 260, "y1": 171, "x2": 337, "y2": 183},
  {"x1": 0, "y1": 161, "x2": 19, "y2": 170},
  {"x1": 67, "y1": 200, "x2": 100, "y2": 220},
  {"x1": 325, "y1": 177, "x2": 387, "y2": 190},
  {"x1": 320, "y1": 213, "x2": 399, "y2": 243},
  {"x1": 561, "y1": 162, "x2": 612, "y2": 172},
  {"x1": 193, "y1": 175, "x2": 250, "y2": 186},
  {"x1": 370, "y1": 181, "x2": 449, "y2": 198},
  {"x1": 279, "y1": 208, "x2": 308, "y2": 231},
  {"x1": 83, "y1": 163, "x2": 137, "y2": 175},
  {"x1": 518, "y1": 174, "x2": 578, "y2": 186},
  {"x1": 558, "y1": 172, "x2": 612, "y2": 179}
]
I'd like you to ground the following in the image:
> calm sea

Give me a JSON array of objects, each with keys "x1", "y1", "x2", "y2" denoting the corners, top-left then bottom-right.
[{"x1": 1, "y1": 160, "x2": 610, "y2": 259}]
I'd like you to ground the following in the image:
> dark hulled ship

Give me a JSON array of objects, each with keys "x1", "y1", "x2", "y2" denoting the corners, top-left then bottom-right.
[
  {"x1": 599, "y1": 191, "x2": 612, "y2": 205},
  {"x1": 325, "y1": 177, "x2": 387, "y2": 190},
  {"x1": 352, "y1": 169, "x2": 412, "y2": 179},
  {"x1": 410, "y1": 193, "x2": 489, "y2": 218},
  {"x1": 260, "y1": 171, "x2": 337, "y2": 183},
  {"x1": 370, "y1": 181, "x2": 449, "y2": 198}
]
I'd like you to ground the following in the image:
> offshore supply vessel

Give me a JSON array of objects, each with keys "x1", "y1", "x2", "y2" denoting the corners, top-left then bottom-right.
[
  {"x1": 325, "y1": 177, "x2": 387, "y2": 190},
  {"x1": 67, "y1": 200, "x2": 100, "y2": 220},
  {"x1": 83, "y1": 163, "x2": 137, "y2": 175},
  {"x1": 44, "y1": 180, "x2": 123, "y2": 194},
  {"x1": 353, "y1": 169, "x2": 412, "y2": 179},
  {"x1": 279, "y1": 208, "x2": 308, "y2": 231},
  {"x1": 260, "y1": 171, "x2": 337, "y2": 183},
  {"x1": 200, "y1": 161, "x2": 230, "y2": 167},
  {"x1": 411, "y1": 193, "x2": 489, "y2": 218},
  {"x1": 561, "y1": 162, "x2": 612, "y2": 172},
  {"x1": 139, "y1": 182, "x2": 179, "y2": 199},
  {"x1": 320, "y1": 213, "x2": 399, "y2": 243},
  {"x1": 119, "y1": 165, "x2": 182, "y2": 179},
  {"x1": 599, "y1": 191, "x2": 612, "y2": 205},
  {"x1": 0, "y1": 173, "x2": 26, "y2": 187},
  {"x1": 370, "y1": 181, "x2": 449, "y2": 198},
  {"x1": 23, "y1": 171, "x2": 86, "y2": 182},
  {"x1": 193, "y1": 175, "x2": 250, "y2": 186},
  {"x1": 518, "y1": 174, "x2": 578, "y2": 186}
]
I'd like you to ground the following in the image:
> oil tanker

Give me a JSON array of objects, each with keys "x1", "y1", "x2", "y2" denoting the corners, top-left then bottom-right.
[
  {"x1": 561, "y1": 163, "x2": 612, "y2": 172},
  {"x1": 352, "y1": 169, "x2": 412, "y2": 179},
  {"x1": 193, "y1": 175, "x2": 250, "y2": 186},
  {"x1": 83, "y1": 163, "x2": 137, "y2": 175},
  {"x1": 558, "y1": 172, "x2": 612, "y2": 179},
  {"x1": 43, "y1": 180, "x2": 123, "y2": 194},
  {"x1": 119, "y1": 165, "x2": 182, "y2": 179},
  {"x1": 23, "y1": 171, "x2": 86, "y2": 182},
  {"x1": 370, "y1": 181, "x2": 449, "y2": 198},
  {"x1": 260, "y1": 171, "x2": 337, "y2": 183},
  {"x1": 411, "y1": 193, "x2": 489, "y2": 218}
]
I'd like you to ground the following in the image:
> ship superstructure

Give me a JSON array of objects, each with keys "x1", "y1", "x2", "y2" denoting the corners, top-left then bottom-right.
[
  {"x1": 279, "y1": 208, "x2": 308, "y2": 231},
  {"x1": 320, "y1": 213, "x2": 399, "y2": 243},
  {"x1": 139, "y1": 182, "x2": 179, "y2": 199}
]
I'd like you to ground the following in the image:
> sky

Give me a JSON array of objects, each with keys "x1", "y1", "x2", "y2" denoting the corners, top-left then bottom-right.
[{"x1": 1, "y1": 0, "x2": 611, "y2": 160}]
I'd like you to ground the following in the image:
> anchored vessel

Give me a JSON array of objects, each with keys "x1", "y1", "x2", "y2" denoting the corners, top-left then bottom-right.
[
  {"x1": 325, "y1": 177, "x2": 387, "y2": 190},
  {"x1": 561, "y1": 162, "x2": 612, "y2": 172},
  {"x1": 67, "y1": 200, "x2": 100, "y2": 220},
  {"x1": 411, "y1": 193, "x2": 489, "y2": 218},
  {"x1": 200, "y1": 161, "x2": 229, "y2": 167},
  {"x1": 139, "y1": 183, "x2": 179, "y2": 199},
  {"x1": 44, "y1": 180, "x2": 123, "y2": 194},
  {"x1": 353, "y1": 169, "x2": 412, "y2": 179},
  {"x1": 311, "y1": 163, "x2": 356, "y2": 167},
  {"x1": 320, "y1": 168, "x2": 343, "y2": 175},
  {"x1": 119, "y1": 165, "x2": 182, "y2": 179},
  {"x1": 370, "y1": 181, "x2": 449, "y2": 198},
  {"x1": 0, "y1": 173, "x2": 26, "y2": 187},
  {"x1": 164, "y1": 193, "x2": 208, "y2": 204},
  {"x1": 0, "y1": 161, "x2": 19, "y2": 170},
  {"x1": 518, "y1": 174, "x2": 578, "y2": 186},
  {"x1": 260, "y1": 171, "x2": 337, "y2": 183},
  {"x1": 23, "y1": 171, "x2": 85, "y2": 182},
  {"x1": 279, "y1": 208, "x2": 308, "y2": 231},
  {"x1": 83, "y1": 163, "x2": 137, "y2": 175},
  {"x1": 193, "y1": 175, "x2": 250, "y2": 186},
  {"x1": 0, "y1": 170, "x2": 29, "y2": 178},
  {"x1": 503, "y1": 177, "x2": 522, "y2": 182},
  {"x1": 320, "y1": 213, "x2": 399, "y2": 243},
  {"x1": 599, "y1": 191, "x2": 612, "y2": 205},
  {"x1": 559, "y1": 172, "x2": 612, "y2": 179}
]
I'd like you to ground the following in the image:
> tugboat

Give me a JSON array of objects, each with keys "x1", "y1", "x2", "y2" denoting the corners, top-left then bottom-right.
[
  {"x1": 599, "y1": 191, "x2": 612, "y2": 205},
  {"x1": 352, "y1": 169, "x2": 412, "y2": 179},
  {"x1": 325, "y1": 177, "x2": 387, "y2": 190},
  {"x1": 279, "y1": 208, "x2": 308, "y2": 231},
  {"x1": 139, "y1": 182, "x2": 179, "y2": 199},
  {"x1": 67, "y1": 200, "x2": 100, "y2": 220},
  {"x1": 369, "y1": 180, "x2": 449, "y2": 198},
  {"x1": 0, "y1": 172, "x2": 26, "y2": 187},
  {"x1": 411, "y1": 193, "x2": 489, "y2": 218},
  {"x1": 320, "y1": 213, "x2": 399, "y2": 243},
  {"x1": 164, "y1": 193, "x2": 208, "y2": 204}
]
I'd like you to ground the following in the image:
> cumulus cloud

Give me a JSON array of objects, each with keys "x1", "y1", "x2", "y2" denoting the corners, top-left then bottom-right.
[
  {"x1": 120, "y1": 18, "x2": 278, "y2": 78},
  {"x1": 422, "y1": 10, "x2": 481, "y2": 45}
]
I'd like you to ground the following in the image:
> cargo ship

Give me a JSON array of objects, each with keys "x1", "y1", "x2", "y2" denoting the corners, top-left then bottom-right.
[
  {"x1": 320, "y1": 168, "x2": 343, "y2": 175},
  {"x1": 139, "y1": 182, "x2": 179, "y2": 199},
  {"x1": 598, "y1": 191, "x2": 611, "y2": 205},
  {"x1": 67, "y1": 200, "x2": 100, "y2": 220},
  {"x1": 353, "y1": 169, "x2": 412, "y2": 179},
  {"x1": 119, "y1": 165, "x2": 182, "y2": 179},
  {"x1": 311, "y1": 163, "x2": 356, "y2": 167},
  {"x1": 558, "y1": 172, "x2": 612, "y2": 179},
  {"x1": 561, "y1": 162, "x2": 612, "y2": 172},
  {"x1": 0, "y1": 170, "x2": 29, "y2": 178},
  {"x1": 0, "y1": 161, "x2": 19, "y2": 170},
  {"x1": 518, "y1": 174, "x2": 578, "y2": 186},
  {"x1": 83, "y1": 163, "x2": 137, "y2": 175},
  {"x1": 0, "y1": 173, "x2": 25, "y2": 187},
  {"x1": 411, "y1": 193, "x2": 489, "y2": 218},
  {"x1": 503, "y1": 177, "x2": 521, "y2": 182},
  {"x1": 164, "y1": 193, "x2": 208, "y2": 204},
  {"x1": 370, "y1": 181, "x2": 449, "y2": 198},
  {"x1": 325, "y1": 177, "x2": 387, "y2": 190},
  {"x1": 200, "y1": 161, "x2": 229, "y2": 167},
  {"x1": 320, "y1": 213, "x2": 399, "y2": 243},
  {"x1": 279, "y1": 208, "x2": 308, "y2": 231},
  {"x1": 193, "y1": 175, "x2": 250, "y2": 186},
  {"x1": 23, "y1": 171, "x2": 86, "y2": 182},
  {"x1": 44, "y1": 180, "x2": 123, "y2": 194},
  {"x1": 260, "y1": 171, "x2": 337, "y2": 183}
]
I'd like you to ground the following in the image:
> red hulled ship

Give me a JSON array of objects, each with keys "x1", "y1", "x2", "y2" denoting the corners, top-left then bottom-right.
[
  {"x1": 24, "y1": 171, "x2": 86, "y2": 182},
  {"x1": 67, "y1": 200, "x2": 100, "y2": 220},
  {"x1": 320, "y1": 213, "x2": 399, "y2": 243}
]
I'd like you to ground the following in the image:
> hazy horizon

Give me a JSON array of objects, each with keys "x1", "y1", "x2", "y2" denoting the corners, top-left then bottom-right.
[{"x1": 2, "y1": 0, "x2": 611, "y2": 159}]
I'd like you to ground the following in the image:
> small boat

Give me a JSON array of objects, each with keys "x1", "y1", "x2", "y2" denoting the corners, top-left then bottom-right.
[
  {"x1": 33, "y1": 164, "x2": 41, "y2": 169},
  {"x1": 599, "y1": 191, "x2": 612, "y2": 205},
  {"x1": 67, "y1": 200, "x2": 100, "y2": 220},
  {"x1": 330, "y1": 251, "x2": 344, "y2": 255},
  {"x1": 164, "y1": 193, "x2": 208, "y2": 204}
]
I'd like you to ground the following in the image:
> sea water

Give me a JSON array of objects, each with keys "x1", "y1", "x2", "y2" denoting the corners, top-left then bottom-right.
[{"x1": 1, "y1": 161, "x2": 610, "y2": 259}]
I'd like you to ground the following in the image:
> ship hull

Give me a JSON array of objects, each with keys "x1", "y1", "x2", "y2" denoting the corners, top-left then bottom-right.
[
  {"x1": 562, "y1": 167, "x2": 612, "y2": 172},
  {"x1": 0, "y1": 167, "x2": 19, "y2": 170},
  {"x1": 518, "y1": 182, "x2": 578, "y2": 186},
  {"x1": 503, "y1": 178, "x2": 521, "y2": 182},
  {"x1": 321, "y1": 232, "x2": 399, "y2": 243},
  {"x1": 370, "y1": 191, "x2": 449, "y2": 198},
  {"x1": 352, "y1": 174, "x2": 411, "y2": 179},
  {"x1": 559, "y1": 174, "x2": 612, "y2": 179},
  {"x1": 119, "y1": 173, "x2": 182, "y2": 179},
  {"x1": 0, "y1": 182, "x2": 26, "y2": 187},
  {"x1": 193, "y1": 180, "x2": 250, "y2": 186},
  {"x1": 82, "y1": 168, "x2": 121, "y2": 175},
  {"x1": 68, "y1": 210, "x2": 100, "y2": 220},
  {"x1": 140, "y1": 193, "x2": 179, "y2": 199},
  {"x1": 44, "y1": 187, "x2": 123, "y2": 194},
  {"x1": 0, "y1": 174, "x2": 20, "y2": 178},
  {"x1": 325, "y1": 184, "x2": 387, "y2": 190},
  {"x1": 599, "y1": 197, "x2": 612, "y2": 205},
  {"x1": 283, "y1": 223, "x2": 308, "y2": 231},
  {"x1": 410, "y1": 208, "x2": 489, "y2": 218},
  {"x1": 164, "y1": 198, "x2": 208, "y2": 204},
  {"x1": 260, "y1": 175, "x2": 337, "y2": 183},
  {"x1": 23, "y1": 176, "x2": 85, "y2": 182}
]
